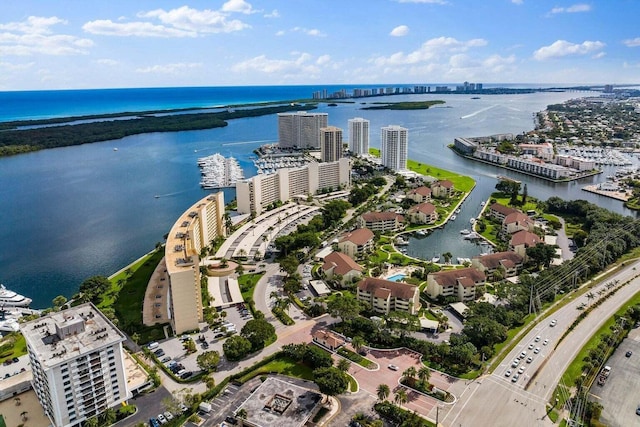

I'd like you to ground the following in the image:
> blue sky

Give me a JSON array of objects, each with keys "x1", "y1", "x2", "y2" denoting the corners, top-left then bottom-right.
[{"x1": 1, "y1": 0, "x2": 639, "y2": 90}]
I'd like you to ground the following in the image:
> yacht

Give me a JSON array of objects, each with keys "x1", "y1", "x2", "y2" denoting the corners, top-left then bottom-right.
[
  {"x1": 460, "y1": 229, "x2": 470, "y2": 234},
  {"x1": 415, "y1": 230, "x2": 427, "y2": 236},
  {"x1": 470, "y1": 218, "x2": 476, "y2": 225},
  {"x1": 451, "y1": 215, "x2": 457, "y2": 221},
  {"x1": 431, "y1": 256, "x2": 440, "y2": 263},
  {"x1": 0, "y1": 285, "x2": 32, "y2": 307}
]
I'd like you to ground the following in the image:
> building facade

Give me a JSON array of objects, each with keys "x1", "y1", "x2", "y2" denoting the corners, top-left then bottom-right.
[
  {"x1": 348, "y1": 117, "x2": 370, "y2": 155},
  {"x1": 22, "y1": 303, "x2": 130, "y2": 427},
  {"x1": 278, "y1": 111, "x2": 328, "y2": 149},
  {"x1": 236, "y1": 158, "x2": 351, "y2": 215},
  {"x1": 356, "y1": 211, "x2": 404, "y2": 233},
  {"x1": 337, "y1": 228, "x2": 374, "y2": 258},
  {"x1": 381, "y1": 125, "x2": 408, "y2": 171},
  {"x1": 320, "y1": 126, "x2": 343, "y2": 163},
  {"x1": 426, "y1": 268, "x2": 486, "y2": 302},
  {"x1": 357, "y1": 277, "x2": 420, "y2": 315},
  {"x1": 165, "y1": 192, "x2": 226, "y2": 334}
]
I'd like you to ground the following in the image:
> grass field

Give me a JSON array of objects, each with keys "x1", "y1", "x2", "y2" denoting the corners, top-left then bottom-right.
[
  {"x1": 236, "y1": 357, "x2": 315, "y2": 383},
  {"x1": 238, "y1": 272, "x2": 264, "y2": 301}
]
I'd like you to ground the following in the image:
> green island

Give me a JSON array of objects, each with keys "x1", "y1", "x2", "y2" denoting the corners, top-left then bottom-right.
[{"x1": 361, "y1": 100, "x2": 445, "y2": 110}]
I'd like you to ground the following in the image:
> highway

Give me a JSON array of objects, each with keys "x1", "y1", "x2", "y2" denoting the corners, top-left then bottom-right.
[{"x1": 437, "y1": 259, "x2": 640, "y2": 427}]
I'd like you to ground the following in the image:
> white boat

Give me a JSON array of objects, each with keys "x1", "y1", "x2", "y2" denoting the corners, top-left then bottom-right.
[
  {"x1": 0, "y1": 285, "x2": 32, "y2": 307},
  {"x1": 480, "y1": 201, "x2": 485, "y2": 206},
  {"x1": 470, "y1": 218, "x2": 476, "y2": 224},
  {"x1": 455, "y1": 208, "x2": 461, "y2": 214},
  {"x1": 415, "y1": 230, "x2": 427, "y2": 236},
  {"x1": 431, "y1": 256, "x2": 440, "y2": 263},
  {"x1": 0, "y1": 318, "x2": 20, "y2": 333},
  {"x1": 451, "y1": 215, "x2": 457, "y2": 221},
  {"x1": 460, "y1": 229, "x2": 470, "y2": 234}
]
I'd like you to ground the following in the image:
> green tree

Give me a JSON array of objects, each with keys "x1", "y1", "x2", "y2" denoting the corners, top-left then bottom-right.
[
  {"x1": 78, "y1": 276, "x2": 111, "y2": 303},
  {"x1": 183, "y1": 339, "x2": 197, "y2": 354},
  {"x1": 337, "y1": 358, "x2": 351, "y2": 372},
  {"x1": 52, "y1": 295, "x2": 67, "y2": 310},
  {"x1": 326, "y1": 294, "x2": 363, "y2": 323},
  {"x1": 241, "y1": 318, "x2": 275, "y2": 350},
  {"x1": 402, "y1": 366, "x2": 417, "y2": 382},
  {"x1": 279, "y1": 256, "x2": 299, "y2": 277},
  {"x1": 393, "y1": 389, "x2": 408, "y2": 406},
  {"x1": 303, "y1": 345, "x2": 334, "y2": 369},
  {"x1": 377, "y1": 383, "x2": 390, "y2": 401},
  {"x1": 313, "y1": 366, "x2": 349, "y2": 396},
  {"x1": 351, "y1": 336, "x2": 366, "y2": 354},
  {"x1": 223, "y1": 335, "x2": 252, "y2": 361},
  {"x1": 236, "y1": 408, "x2": 247, "y2": 420},
  {"x1": 100, "y1": 407, "x2": 117, "y2": 426},
  {"x1": 418, "y1": 366, "x2": 431, "y2": 386},
  {"x1": 85, "y1": 416, "x2": 99, "y2": 427},
  {"x1": 196, "y1": 351, "x2": 221, "y2": 372}
]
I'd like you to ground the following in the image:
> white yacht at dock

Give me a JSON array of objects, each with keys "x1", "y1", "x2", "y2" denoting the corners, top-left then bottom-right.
[
  {"x1": 0, "y1": 284, "x2": 32, "y2": 307},
  {"x1": 198, "y1": 153, "x2": 244, "y2": 189}
]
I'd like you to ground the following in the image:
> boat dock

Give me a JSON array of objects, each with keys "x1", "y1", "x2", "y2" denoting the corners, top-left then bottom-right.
[{"x1": 198, "y1": 153, "x2": 244, "y2": 189}]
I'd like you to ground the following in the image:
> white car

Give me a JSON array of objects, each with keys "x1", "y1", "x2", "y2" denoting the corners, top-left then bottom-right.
[
  {"x1": 511, "y1": 359, "x2": 520, "y2": 368},
  {"x1": 550, "y1": 319, "x2": 557, "y2": 327},
  {"x1": 518, "y1": 366, "x2": 525, "y2": 375},
  {"x1": 512, "y1": 374, "x2": 520, "y2": 382},
  {"x1": 505, "y1": 369, "x2": 512, "y2": 377},
  {"x1": 520, "y1": 351, "x2": 527, "y2": 359},
  {"x1": 534, "y1": 347, "x2": 540, "y2": 354},
  {"x1": 543, "y1": 339, "x2": 549, "y2": 346},
  {"x1": 526, "y1": 356, "x2": 533, "y2": 364},
  {"x1": 535, "y1": 335, "x2": 541, "y2": 342},
  {"x1": 388, "y1": 364, "x2": 399, "y2": 371},
  {"x1": 157, "y1": 414, "x2": 167, "y2": 424},
  {"x1": 528, "y1": 343, "x2": 534, "y2": 350}
]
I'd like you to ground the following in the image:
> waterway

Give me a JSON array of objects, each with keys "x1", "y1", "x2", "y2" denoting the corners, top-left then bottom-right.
[{"x1": 0, "y1": 89, "x2": 634, "y2": 307}]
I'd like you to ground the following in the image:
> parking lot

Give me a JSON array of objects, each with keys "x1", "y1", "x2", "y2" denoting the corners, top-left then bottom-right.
[
  {"x1": 590, "y1": 327, "x2": 640, "y2": 427},
  {"x1": 149, "y1": 305, "x2": 254, "y2": 379}
]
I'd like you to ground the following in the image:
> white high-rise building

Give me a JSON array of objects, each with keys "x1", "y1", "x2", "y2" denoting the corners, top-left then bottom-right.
[
  {"x1": 22, "y1": 303, "x2": 131, "y2": 427},
  {"x1": 381, "y1": 125, "x2": 408, "y2": 171},
  {"x1": 278, "y1": 111, "x2": 328, "y2": 149},
  {"x1": 320, "y1": 126, "x2": 343, "y2": 163},
  {"x1": 348, "y1": 118, "x2": 370, "y2": 155}
]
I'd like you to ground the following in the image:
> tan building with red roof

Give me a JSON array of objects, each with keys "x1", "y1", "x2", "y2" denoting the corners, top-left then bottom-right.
[
  {"x1": 338, "y1": 228, "x2": 375, "y2": 258},
  {"x1": 502, "y1": 211, "x2": 534, "y2": 235},
  {"x1": 471, "y1": 251, "x2": 524, "y2": 280},
  {"x1": 431, "y1": 180, "x2": 455, "y2": 198},
  {"x1": 356, "y1": 211, "x2": 404, "y2": 233},
  {"x1": 321, "y1": 251, "x2": 363, "y2": 284},
  {"x1": 488, "y1": 202, "x2": 518, "y2": 222},
  {"x1": 509, "y1": 230, "x2": 542, "y2": 258},
  {"x1": 426, "y1": 267, "x2": 486, "y2": 302},
  {"x1": 356, "y1": 277, "x2": 420, "y2": 315},
  {"x1": 312, "y1": 329, "x2": 345, "y2": 351},
  {"x1": 406, "y1": 186, "x2": 432, "y2": 203},
  {"x1": 407, "y1": 202, "x2": 438, "y2": 224}
]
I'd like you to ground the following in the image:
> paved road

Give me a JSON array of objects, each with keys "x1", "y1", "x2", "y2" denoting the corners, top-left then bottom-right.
[{"x1": 438, "y1": 259, "x2": 640, "y2": 427}]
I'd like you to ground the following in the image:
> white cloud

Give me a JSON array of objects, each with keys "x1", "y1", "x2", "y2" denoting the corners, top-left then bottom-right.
[
  {"x1": 140, "y1": 6, "x2": 250, "y2": 34},
  {"x1": 390, "y1": 25, "x2": 409, "y2": 37},
  {"x1": 316, "y1": 54, "x2": 331, "y2": 65},
  {"x1": 394, "y1": 0, "x2": 448, "y2": 4},
  {"x1": 0, "y1": 16, "x2": 93, "y2": 56},
  {"x1": 221, "y1": 0, "x2": 257, "y2": 15},
  {"x1": 549, "y1": 3, "x2": 591, "y2": 14},
  {"x1": 373, "y1": 36, "x2": 487, "y2": 66},
  {"x1": 231, "y1": 52, "x2": 328, "y2": 76},
  {"x1": 83, "y1": 20, "x2": 196, "y2": 37},
  {"x1": 95, "y1": 58, "x2": 119, "y2": 66},
  {"x1": 623, "y1": 38, "x2": 640, "y2": 47},
  {"x1": 278, "y1": 27, "x2": 326, "y2": 37},
  {"x1": 136, "y1": 62, "x2": 202, "y2": 74},
  {"x1": 533, "y1": 40, "x2": 605, "y2": 60},
  {"x1": 0, "y1": 61, "x2": 35, "y2": 70},
  {"x1": 592, "y1": 51, "x2": 606, "y2": 59},
  {"x1": 264, "y1": 10, "x2": 280, "y2": 18},
  {"x1": 511, "y1": 0, "x2": 523, "y2": 4},
  {"x1": 275, "y1": 30, "x2": 285, "y2": 36}
]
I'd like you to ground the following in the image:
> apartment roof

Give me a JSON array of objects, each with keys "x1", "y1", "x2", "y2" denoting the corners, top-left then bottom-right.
[
  {"x1": 407, "y1": 186, "x2": 432, "y2": 197},
  {"x1": 374, "y1": 287, "x2": 392, "y2": 299},
  {"x1": 339, "y1": 228, "x2": 374, "y2": 246},
  {"x1": 357, "y1": 277, "x2": 418, "y2": 300},
  {"x1": 322, "y1": 251, "x2": 363, "y2": 276},
  {"x1": 432, "y1": 180, "x2": 453, "y2": 188},
  {"x1": 430, "y1": 267, "x2": 485, "y2": 287},
  {"x1": 458, "y1": 276, "x2": 476, "y2": 288},
  {"x1": 312, "y1": 329, "x2": 344, "y2": 349},
  {"x1": 489, "y1": 202, "x2": 518, "y2": 217},
  {"x1": 504, "y1": 211, "x2": 533, "y2": 226},
  {"x1": 473, "y1": 251, "x2": 523, "y2": 269},
  {"x1": 360, "y1": 211, "x2": 404, "y2": 223},
  {"x1": 409, "y1": 202, "x2": 436, "y2": 215},
  {"x1": 510, "y1": 230, "x2": 542, "y2": 247}
]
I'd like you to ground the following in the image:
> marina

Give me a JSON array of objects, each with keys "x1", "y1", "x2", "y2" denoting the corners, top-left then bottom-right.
[
  {"x1": 198, "y1": 153, "x2": 244, "y2": 189},
  {"x1": 0, "y1": 284, "x2": 32, "y2": 307},
  {"x1": 253, "y1": 155, "x2": 311, "y2": 175}
]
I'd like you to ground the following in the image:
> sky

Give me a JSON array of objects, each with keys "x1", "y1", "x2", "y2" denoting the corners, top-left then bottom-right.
[{"x1": 1, "y1": 0, "x2": 640, "y2": 90}]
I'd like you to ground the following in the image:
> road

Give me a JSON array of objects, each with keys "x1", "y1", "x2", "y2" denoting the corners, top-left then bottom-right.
[{"x1": 438, "y1": 259, "x2": 640, "y2": 427}]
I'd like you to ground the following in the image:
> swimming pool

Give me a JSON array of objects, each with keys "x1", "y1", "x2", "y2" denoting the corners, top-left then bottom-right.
[{"x1": 386, "y1": 273, "x2": 406, "y2": 282}]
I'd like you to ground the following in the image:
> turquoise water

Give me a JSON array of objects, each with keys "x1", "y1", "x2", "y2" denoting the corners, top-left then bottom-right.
[
  {"x1": 386, "y1": 274, "x2": 407, "y2": 282},
  {"x1": 0, "y1": 86, "x2": 629, "y2": 308}
]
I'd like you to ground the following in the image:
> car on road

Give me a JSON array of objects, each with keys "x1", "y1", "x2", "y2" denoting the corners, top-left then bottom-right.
[
  {"x1": 636, "y1": 405, "x2": 640, "y2": 416},
  {"x1": 505, "y1": 369, "x2": 512, "y2": 377},
  {"x1": 520, "y1": 351, "x2": 527, "y2": 359},
  {"x1": 526, "y1": 356, "x2": 533, "y2": 364},
  {"x1": 535, "y1": 335, "x2": 541, "y2": 342},
  {"x1": 534, "y1": 347, "x2": 540, "y2": 354},
  {"x1": 512, "y1": 374, "x2": 520, "y2": 382},
  {"x1": 511, "y1": 359, "x2": 519, "y2": 368},
  {"x1": 626, "y1": 351, "x2": 633, "y2": 357},
  {"x1": 528, "y1": 343, "x2": 534, "y2": 350},
  {"x1": 518, "y1": 366, "x2": 525, "y2": 375},
  {"x1": 550, "y1": 319, "x2": 557, "y2": 327},
  {"x1": 388, "y1": 364, "x2": 399, "y2": 371},
  {"x1": 543, "y1": 339, "x2": 549, "y2": 346},
  {"x1": 157, "y1": 414, "x2": 167, "y2": 424}
]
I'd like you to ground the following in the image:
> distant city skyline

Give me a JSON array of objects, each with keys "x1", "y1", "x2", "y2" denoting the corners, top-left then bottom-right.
[{"x1": 2, "y1": 0, "x2": 640, "y2": 91}]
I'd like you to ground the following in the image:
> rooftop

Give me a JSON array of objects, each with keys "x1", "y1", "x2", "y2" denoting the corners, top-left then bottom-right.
[
  {"x1": 358, "y1": 277, "x2": 418, "y2": 300},
  {"x1": 322, "y1": 251, "x2": 363, "y2": 276},
  {"x1": 21, "y1": 302, "x2": 126, "y2": 369},
  {"x1": 339, "y1": 228, "x2": 374, "y2": 245}
]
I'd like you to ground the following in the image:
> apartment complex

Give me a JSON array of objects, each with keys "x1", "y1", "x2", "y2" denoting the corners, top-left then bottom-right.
[
  {"x1": 320, "y1": 126, "x2": 343, "y2": 163},
  {"x1": 337, "y1": 228, "x2": 374, "y2": 258},
  {"x1": 236, "y1": 158, "x2": 351, "y2": 215},
  {"x1": 426, "y1": 268, "x2": 486, "y2": 302},
  {"x1": 357, "y1": 277, "x2": 420, "y2": 315},
  {"x1": 348, "y1": 117, "x2": 370, "y2": 155},
  {"x1": 356, "y1": 211, "x2": 404, "y2": 233},
  {"x1": 22, "y1": 303, "x2": 130, "y2": 427},
  {"x1": 278, "y1": 111, "x2": 328, "y2": 149},
  {"x1": 165, "y1": 192, "x2": 226, "y2": 334},
  {"x1": 381, "y1": 125, "x2": 408, "y2": 171}
]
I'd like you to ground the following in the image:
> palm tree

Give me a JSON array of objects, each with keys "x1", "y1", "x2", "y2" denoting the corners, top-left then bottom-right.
[
  {"x1": 277, "y1": 297, "x2": 292, "y2": 314},
  {"x1": 269, "y1": 291, "x2": 280, "y2": 301},
  {"x1": 394, "y1": 389, "x2": 408, "y2": 406},
  {"x1": 376, "y1": 384, "x2": 390, "y2": 401},
  {"x1": 403, "y1": 366, "x2": 417, "y2": 382},
  {"x1": 418, "y1": 366, "x2": 431, "y2": 386},
  {"x1": 13, "y1": 397, "x2": 20, "y2": 406},
  {"x1": 101, "y1": 407, "x2": 117, "y2": 426},
  {"x1": 337, "y1": 359, "x2": 351, "y2": 372},
  {"x1": 351, "y1": 336, "x2": 366, "y2": 354},
  {"x1": 20, "y1": 411, "x2": 28, "y2": 422},
  {"x1": 85, "y1": 416, "x2": 99, "y2": 427},
  {"x1": 236, "y1": 408, "x2": 247, "y2": 420}
]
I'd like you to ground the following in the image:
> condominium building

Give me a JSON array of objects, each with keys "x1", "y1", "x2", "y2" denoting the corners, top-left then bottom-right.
[
  {"x1": 426, "y1": 268, "x2": 486, "y2": 302},
  {"x1": 22, "y1": 303, "x2": 130, "y2": 427},
  {"x1": 236, "y1": 158, "x2": 351, "y2": 215},
  {"x1": 320, "y1": 126, "x2": 343, "y2": 163},
  {"x1": 381, "y1": 125, "x2": 408, "y2": 171},
  {"x1": 348, "y1": 118, "x2": 370, "y2": 155},
  {"x1": 278, "y1": 111, "x2": 328, "y2": 149},
  {"x1": 165, "y1": 192, "x2": 226, "y2": 334},
  {"x1": 356, "y1": 277, "x2": 421, "y2": 315}
]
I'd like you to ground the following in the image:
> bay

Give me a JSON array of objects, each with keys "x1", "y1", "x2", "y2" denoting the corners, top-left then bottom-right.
[{"x1": 0, "y1": 87, "x2": 631, "y2": 308}]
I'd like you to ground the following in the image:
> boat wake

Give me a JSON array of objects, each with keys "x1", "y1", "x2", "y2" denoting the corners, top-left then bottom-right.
[
  {"x1": 154, "y1": 190, "x2": 190, "y2": 199},
  {"x1": 222, "y1": 139, "x2": 274, "y2": 146},
  {"x1": 460, "y1": 104, "x2": 499, "y2": 119}
]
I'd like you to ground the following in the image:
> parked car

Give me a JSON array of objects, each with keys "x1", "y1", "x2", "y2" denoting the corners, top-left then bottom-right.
[
  {"x1": 543, "y1": 339, "x2": 549, "y2": 346},
  {"x1": 626, "y1": 351, "x2": 633, "y2": 357},
  {"x1": 505, "y1": 369, "x2": 512, "y2": 377},
  {"x1": 534, "y1": 347, "x2": 540, "y2": 354},
  {"x1": 512, "y1": 374, "x2": 519, "y2": 383},
  {"x1": 157, "y1": 414, "x2": 167, "y2": 424},
  {"x1": 388, "y1": 364, "x2": 399, "y2": 371},
  {"x1": 149, "y1": 418, "x2": 161, "y2": 427},
  {"x1": 164, "y1": 411, "x2": 174, "y2": 421}
]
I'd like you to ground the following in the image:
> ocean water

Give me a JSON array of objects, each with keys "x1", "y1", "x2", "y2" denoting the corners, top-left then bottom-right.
[{"x1": 0, "y1": 85, "x2": 627, "y2": 308}]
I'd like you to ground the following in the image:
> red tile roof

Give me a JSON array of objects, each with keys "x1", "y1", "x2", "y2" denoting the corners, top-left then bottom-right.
[
  {"x1": 339, "y1": 228, "x2": 374, "y2": 245},
  {"x1": 430, "y1": 267, "x2": 485, "y2": 287},
  {"x1": 357, "y1": 277, "x2": 418, "y2": 300},
  {"x1": 489, "y1": 203, "x2": 518, "y2": 217},
  {"x1": 361, "y1": 211, "x2": 404, "y2": 223},
  {"x1": 407, "y1": 186, "x2": 432, "y2": 197},
  {"x1": 322, "y1": 251, "x2": 363, "y2": 276},
  {"x1": 433, "y1": 180, "x2": 454, "y2": 188},
  {"x1": 312, "y1": 330, "x2": 344, "y2": 349},
  {"x1": 504, "y1": 212, "x2": 533, "y2": 226},
  {"x1": 409, "y1": 202, "x2": 436, "y2": 215},
  {"x1": 473, "y1": 251, "x2": 523, "y2": 269},
  {"x1": 510, "y1": 230, "x2": 542, "y2": 247}
]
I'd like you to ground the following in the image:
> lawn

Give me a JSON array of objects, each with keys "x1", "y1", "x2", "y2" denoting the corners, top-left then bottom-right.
[
  {"x1": 337, "y1": 347, "x2": 376, "y2": 369},
  {"x1": 236, "y1": 356, "x2": 315, "y2": 383},
  {"x1": 491, "y1": 193, "x2": 538, "y2": 213},
  {"x1": 0, "y1": 333, "x2": 27, "y2": 361},
  {"x1": 238, "y1": 272, "x2": 264, "y2": 301}
]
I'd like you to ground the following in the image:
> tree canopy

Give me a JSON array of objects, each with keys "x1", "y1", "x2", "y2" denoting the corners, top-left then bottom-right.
[
  {"x1": 222, "y1": 335, "x2": 252, "y2": 361},
  {"x1": 196, "y1": 351, "x2": 221, "y2": 372},
  {"x1": 241, "y1": 319, "x2": 275, "y2": 351},
  {"x1": 313, "y1": 366, "x2": 349, "y2": 396}
]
